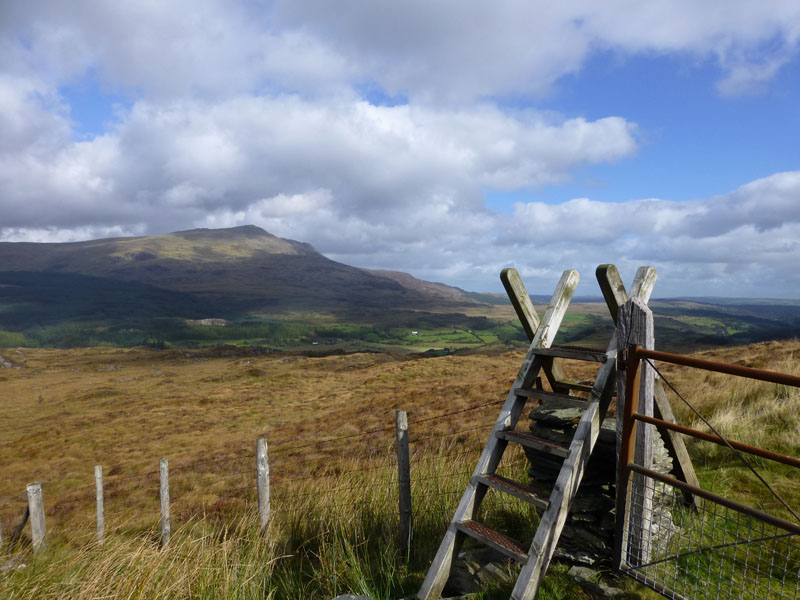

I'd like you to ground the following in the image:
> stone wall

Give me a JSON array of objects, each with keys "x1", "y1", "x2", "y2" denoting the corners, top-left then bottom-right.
[{"x1": 525, "y1": 397, "x2": 673, "y2": 567}]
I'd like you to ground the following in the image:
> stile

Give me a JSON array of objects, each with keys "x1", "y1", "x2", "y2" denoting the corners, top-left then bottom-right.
[
  {"x1": 95, "y1": 465, "x2": 105, "y2": 545},
  {"x1": 257, "y1": 437, "x2": 270, "y2": 531},
  {"x1": 26, "y1": 482, "x2": 46, "y2": 552},
  {"x1": 500, "y1": 268, "x2": 541, "y2": 341},
  {"x1": 417, "y1": 269, "x2": 579, "y2": 600},
  {"x1": 502, "y1": 267, "x2": 576, "y2": 395},
  {"x1": 616, "y1": 298, "x2": 655, "y2": 566},
  {"x1": 597, "y1": 265, "x2": 699, "y2": 503},
  {"x1": 596, "y1": 264, "x2": 628, "y2": 325},
  {"x1": 419, "y1": 265, "x2": 665, "y2": 600},
  {"x1": 396, "y1": 410, "x2": 412, "y2": 559},
  {"x1": 159, "y1": 458, "x2": 170, "y2": 548},
  {"x1": 511, "y1": 334, "x2": 618, "y2": 599},
  {"x1": 512, "y1": 268, "x2": 658, "y2": 599}
]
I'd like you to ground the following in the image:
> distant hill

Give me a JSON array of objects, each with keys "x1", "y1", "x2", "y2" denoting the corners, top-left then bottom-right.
[
  {"x1": 0, "y1": 226, "x2": 486, "y2": 319},
  {"x1": 3, "y1": 226, "x2": 800, "y2": 351}
]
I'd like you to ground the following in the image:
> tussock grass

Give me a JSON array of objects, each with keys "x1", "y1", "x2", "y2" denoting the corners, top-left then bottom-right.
[
  {"x1": 3, "y1": 341, "x2": 800, "y2": 598},
  {"x1": 0, "y1": 444, "x2": 590, "y2": 599}
]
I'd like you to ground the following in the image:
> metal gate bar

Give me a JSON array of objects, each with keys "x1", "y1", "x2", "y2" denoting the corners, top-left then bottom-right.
[{"x1": 617, "y1": 344, "x2": 800, "y2": 600}]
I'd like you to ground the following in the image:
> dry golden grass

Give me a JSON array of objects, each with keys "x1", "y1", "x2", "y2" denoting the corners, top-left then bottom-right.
[
  {"x1": 0, "y1": 345, "x2": 521, "y2": 536},
  {"x1": 2, "y1": 339, "x2": 800, "y2": 598}
]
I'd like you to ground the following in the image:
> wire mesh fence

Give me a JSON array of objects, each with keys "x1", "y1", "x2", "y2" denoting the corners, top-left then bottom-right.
[{"x1": 620, "y1": 467, "x2": 800, "y2": 600}]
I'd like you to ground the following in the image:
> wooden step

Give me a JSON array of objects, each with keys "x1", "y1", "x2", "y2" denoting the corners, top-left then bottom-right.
[
  {"x1": 552, "y1": 379, "x2": 617, "y2": 396},
  {"x1": 513, "y1": 388, "x2": 588, "y2": 408},
  {"x1": 552, "y1": 379, "x2": 594, "y2": 394},
  {"x1": 496, "y1": 430, "x2": 570, "y2": 458},
  {"x1": 475, "y1": 474, "x2": 550, "y2": 511},
  {"x1": 531, "y1": 344, "x2": 607, "y2": 362},
  {"x1": 455, "y1": 519, "x2": 528, "y2": 564}
]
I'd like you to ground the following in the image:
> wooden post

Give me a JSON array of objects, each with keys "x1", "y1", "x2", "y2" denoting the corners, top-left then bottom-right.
[
  {"x1": 0, "y1": 514, "x2": 3, "y2": 547},
  {"x1": 26, "y1": 482, "x2": 46, "y2": 552},
  {"x1": 396, "y1": 410, "x2": 412, "y2": 559},
  {"x1": 500, "y1": 268, "x2": 540, "y2": 341},
  {"x1": 95, "y1": 465, "x2": 105, "y2": 545},
  {"x1": 616, "y1": 298, "x2": 654, "y2": 566},
  {"x1": 159, "y1": 459, "x2": 170, "y2": 548},
  {"x1": 257, "y1": 437, "x2": 270, "y2": 531},
  {"x1": 597, "y1": 264, "x2": 699, "y2": 506}
]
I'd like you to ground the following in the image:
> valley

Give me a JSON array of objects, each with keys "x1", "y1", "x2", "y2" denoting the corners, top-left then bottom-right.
[{"x1": 3, "y1": 226, "x2": 800, "y2": 354}]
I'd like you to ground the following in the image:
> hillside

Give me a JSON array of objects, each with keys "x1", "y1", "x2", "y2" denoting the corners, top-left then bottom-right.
[
  {"x1": 0, "y1": 226, "x2": 505, "y2": 348},
  {"x1": 3, "y1": 226, "x2": 800, "y2": 351},
  {"x1": 0, "y1": 226, "x2": 484, "y2": 316}
]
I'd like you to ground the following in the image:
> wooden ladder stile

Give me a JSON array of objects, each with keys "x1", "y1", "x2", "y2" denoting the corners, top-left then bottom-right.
[
  {"x1": 416, "y1": 268, "x2": 579, "y2": 600},
  {"x1": 417, "y1": 265, "x2": 660, "y2": 600}
]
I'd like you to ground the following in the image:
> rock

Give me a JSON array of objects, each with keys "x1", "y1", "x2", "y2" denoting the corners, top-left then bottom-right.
[
  {"x1": 475, "y1": 561, "x2": 516, "y2": 588},
  {"x1": 568, "y1": 566, "x2": 625, "y2": 598},
  {"x1": 443, "y1": 548, "x2": 515, "y2": 597},
  {"x1": 555, "y1": 547, "x2": 599, "y2": 566},
  {"x1": 443, "y1": 561, "x2": 480, "y2": 597},
  {"x1": 0, "y1": 556, "x2": 27, "y2": 572},
  {"x1": 529, "y1": 401, "x2": 584, "y2": 428}
]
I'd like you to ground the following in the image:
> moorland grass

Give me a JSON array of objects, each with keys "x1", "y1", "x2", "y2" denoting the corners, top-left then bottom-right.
[{"x1": 2, "y1": 341, "x2": 800, "y2": 598}]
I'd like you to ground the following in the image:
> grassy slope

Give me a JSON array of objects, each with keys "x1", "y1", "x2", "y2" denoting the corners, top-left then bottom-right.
[
  {"x1": 2, "y1": 340, "x2": 800, "y2": 597},
  {"x1": 5, "y1": 227, "x2": 800, "y2": 354},
  {"x1": 0, "y1": 227, "x2": 488, "y2": 323}
]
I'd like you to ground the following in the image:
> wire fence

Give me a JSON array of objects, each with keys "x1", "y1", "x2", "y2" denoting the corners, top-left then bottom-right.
[
  {"x1": 619, "y1": 345, "x2": 800, "y2": 600},
  {"x1": 620, "y1": 469, "x2": 800, "y2": 600},
  {"x1": 0, "y1": 397, "x2": 507, "y2": 549}
]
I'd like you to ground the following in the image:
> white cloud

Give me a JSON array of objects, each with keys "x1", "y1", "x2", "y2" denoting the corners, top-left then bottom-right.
[
  {"x1": 275, "y1": 0, "x2": 800, "y2": 99},
  {"x1": 0, "y1": 91, "x2": 638, "y2": 230},
  {"x1": 4, "y1": 1, "x2": 798, "y2": 102},
  {"x1": 497, "y1": 171, "x2": 800, "y2": 297},
  {"x1": 1, "y1": 1, "x2": 800, "y2": 297}
]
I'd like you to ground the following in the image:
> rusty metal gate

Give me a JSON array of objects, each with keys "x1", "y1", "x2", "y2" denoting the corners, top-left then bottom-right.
[{"x1": 616, "y1": 346, "x2": 800, "y2": 600}]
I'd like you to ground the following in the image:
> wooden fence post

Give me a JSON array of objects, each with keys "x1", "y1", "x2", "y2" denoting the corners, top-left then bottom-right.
[
  {"x1": 257, "y1": 437, "x2": 270, "y2": 531},
  {"x1": 616, "y1": 297, "x2": 654, "y2": 566},
  {"x1": 26, "y1": 482, "x2": 46, "y2": 552},
  {"x1": 159, "y1": 459, "x2": 170, "y2": 548},
  {"x1": 396, "y1": 410, "x2": 412, "y2": 559},
  {"x1": 95, "y1": 465, "x2": 105, "y2": 545}
]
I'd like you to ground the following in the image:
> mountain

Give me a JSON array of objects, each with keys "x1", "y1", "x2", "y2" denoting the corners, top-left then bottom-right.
[{"x1": 0, "y1": 226, "x2": 487, "y2": 325}]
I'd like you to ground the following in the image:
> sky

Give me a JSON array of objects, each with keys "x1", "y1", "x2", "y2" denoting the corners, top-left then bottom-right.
[{"x1": 1, "y1": 1, "x2": 800, "y2": 298}]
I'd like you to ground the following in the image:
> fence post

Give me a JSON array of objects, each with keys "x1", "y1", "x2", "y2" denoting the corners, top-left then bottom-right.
[
  {"x1": 257, "y1": 437, "x2": 270, "y2": 531},
  {"x1": 95, "y1": 465, "x2": 105, "y2": 545},
  {"x1": 396, "y1": 410, "x2": 412, "y2": 559},
  {"x1": 616, "y1": 297, "x2": 654, "y2": 566},
  {"x1": 159, "y1": 459, "x2": 170, "y2": 548},
  {"x1": 26, "y1": 482, "x2": 46, "y2": 552}
]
